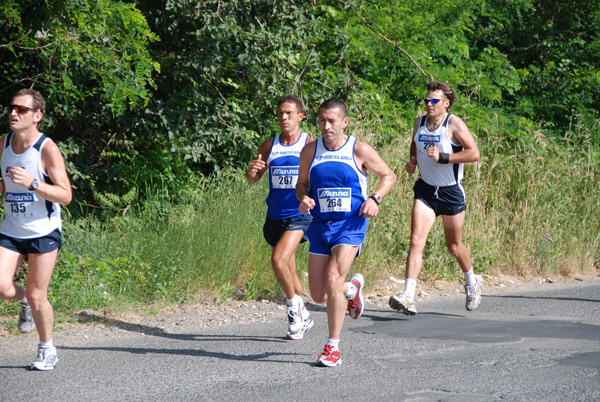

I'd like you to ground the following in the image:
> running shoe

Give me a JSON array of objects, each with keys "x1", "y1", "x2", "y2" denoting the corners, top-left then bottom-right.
[
  {"x1": 31, "y1": 346, "x2": 59, "y2": 371},
  {"x1": 316, "y1": 344, "x2": 341, "y2": 367},
  {"x1": 287, "y1": 301, "x2": 303, "y2": 338},
  {"x1": 465, "y1": 275, "x2": 482, "y2": 311},
  {"x1": 347, "y1": 273, "x2": 364, "y2": 319},
  {"x1": 388, "y1": 292, "x2": 417, "y2": 315},
  {"x1": 287, "y1": 313, "x2": 314, "y2": 340},
  {"x1": 18, "y1": 301, "x2": 35, "y2": 334}
]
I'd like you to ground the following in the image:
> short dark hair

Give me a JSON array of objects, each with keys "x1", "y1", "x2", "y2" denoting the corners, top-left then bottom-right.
[
  {"x1": 12, "y1": 88, "x2": 46, "y2": 128},
  {"x1": 426, "y1": 81, "x2": 457, "y2": 108},
  {"x1": 277, "y1": 95, "x2": 303, "y2": 114},
  {"x1": 318, "y1": 98, "x2": 347, "y2": 118}
]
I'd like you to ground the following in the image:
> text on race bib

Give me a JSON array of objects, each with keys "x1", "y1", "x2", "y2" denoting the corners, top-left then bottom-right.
[
  {"x1": 317, "y1": 187, "x2": 351, "y2": 212},
  {"x1": 5, "y1": 192, "x2": 35, "y2": 217},
  {"x1": 271, "y1": 166, "x2": 299, "y2": 189}
]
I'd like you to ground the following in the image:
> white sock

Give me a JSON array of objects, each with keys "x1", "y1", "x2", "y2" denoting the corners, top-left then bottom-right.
[
  {"x1": 326, "y1": 338, "x2": 339, "y2": 348},
  {"x1": 404, "y1": 279, "x2": 417, "y2": 299},
  {"x1": 345, "y1": 281, "x2": 357, "y2": 300},
  {"x1": 464, "y1": 269, "x2": 476, "y2": 287},
  {"x1": 39, "y1": 340, "x2": 54, "y2": 349},
  {"x1": 286, "y1": 298, "x2": 295, "y2": 307}
]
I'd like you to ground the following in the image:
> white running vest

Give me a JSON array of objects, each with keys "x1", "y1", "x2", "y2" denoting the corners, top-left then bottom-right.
[
  {"x1": 1, "y1": 133, "x2": 62, "y2": 239},
  {"x1": 414, "y1": 114, "x2": 464, "y2": 187}
]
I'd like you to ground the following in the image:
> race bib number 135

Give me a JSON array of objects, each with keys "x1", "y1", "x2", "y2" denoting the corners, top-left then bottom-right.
[{"x1": 5, "y1": 192, "x2": 34, "y2": 217}]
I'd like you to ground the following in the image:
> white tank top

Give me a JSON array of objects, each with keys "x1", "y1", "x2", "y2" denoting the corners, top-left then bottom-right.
[
  {"x1": 414, "y1": 114, "x2": 464, "y2": 187},
  {"x1": 1, "y1": 133, "x2": 62, "y2": 239}
]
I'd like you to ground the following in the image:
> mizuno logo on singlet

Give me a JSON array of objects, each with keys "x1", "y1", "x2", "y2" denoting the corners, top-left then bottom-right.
[
  {"x1": 318, "y1": 189, "x2": 350, "y2": 198},
  {"x1": 5, "y1": 193, "x2": 34, "y2": 202},
  {"x1": 272, "y1": 167, "x2": 298, "y2": 175},
  {"x1": 418, "y1": 134, "x2": 440, "y2": 142}
]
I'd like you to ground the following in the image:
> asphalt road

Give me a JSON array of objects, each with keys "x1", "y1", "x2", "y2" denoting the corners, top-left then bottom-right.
[{"x1": 1, "y1": 278, "x2": 599, "y2": 401}]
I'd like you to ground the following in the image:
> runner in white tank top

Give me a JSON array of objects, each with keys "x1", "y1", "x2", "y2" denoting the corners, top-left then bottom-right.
[
  {"x1": 1, "y1": 132, "x2": 62, "y2": 239},
  {"x1": 0, "y1": 89, "x2": 72, "y2": 371},
  {"x1": 388, "y1": 81, "x2": 482, "y2": 317}
]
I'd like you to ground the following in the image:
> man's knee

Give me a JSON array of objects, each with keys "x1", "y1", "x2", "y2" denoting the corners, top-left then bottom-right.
[
  {"x1": 25, "y1": 288, "x2": 48, "y2": 308},
  {"x1": 309, "y1": 284, "x2": 326, "y2": 303},
  {"x1": 0, "y1": 281, "x2": 14, "y2": 298},
  {"x1": 446, "y1": 242, "x2": 464, "y2": 257}
]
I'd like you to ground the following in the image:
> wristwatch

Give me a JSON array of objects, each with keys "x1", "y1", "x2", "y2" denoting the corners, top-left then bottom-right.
[
  {"x1": 29, "y1": 179, "x2": 39, "y2": 191},
  {"x1": 369, "y1": 193, "x2": 382, "y2": 205}
]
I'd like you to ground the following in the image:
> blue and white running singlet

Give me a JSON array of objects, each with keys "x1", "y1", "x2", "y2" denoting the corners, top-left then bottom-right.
[
  {"x1": 266, "y1": 132, "x2": 310, "y2": 220},
  {"x1": 414, "y1": 113, "x2": 464, "y2": 187},
  {"x1": 1, "y1": 132, "x2": 62, "y2": 239},
  {"x1": 308, "y1": 136, "x2": 368, "y2": 223}
]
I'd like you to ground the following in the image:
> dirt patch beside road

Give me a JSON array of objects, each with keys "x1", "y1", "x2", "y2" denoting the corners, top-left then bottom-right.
[{"x1": 1, "y1": 272, "x2": 597, "y2": 348}]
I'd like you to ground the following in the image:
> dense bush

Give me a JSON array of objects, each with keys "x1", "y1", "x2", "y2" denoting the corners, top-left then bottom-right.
[{"x1": 2, "y1": 0, "x2": 598, "y2": 210}]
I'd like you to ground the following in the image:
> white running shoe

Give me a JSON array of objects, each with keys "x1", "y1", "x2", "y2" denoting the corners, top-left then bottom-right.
[
  {"x1": 287, "y1": 300, "x2": 303, "y2": 338},
  {"x1": 389, "y1": 292, "x2": 417, "y2": 315},
  {"x1": 347, "y1": 273, "x2": 364, "y2": 319},
  {"x1": 465, "y1": 275, "x2": 482, "y2": 311},
  {"x1": 31, "y1": 346, "x2": 59, "y2": 371},
  {"x1": 287, "y1": 312, "x2": 314, "y2": 340},
  {"x1": 18, "y1": 301, "x2": 35, "y2": 334}
]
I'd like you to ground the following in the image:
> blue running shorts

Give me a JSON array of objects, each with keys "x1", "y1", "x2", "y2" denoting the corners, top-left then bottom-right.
[{"x1": 307, "y1": 215, "x2": 368, "y2": 256}]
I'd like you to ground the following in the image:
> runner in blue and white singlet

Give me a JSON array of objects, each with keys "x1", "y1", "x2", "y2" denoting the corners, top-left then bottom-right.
[
  {"x1": 296, "y1": 98, "x2": 396, "y2": 367},
  {"x1": 246, "y1": 95, "x2": 314, "y2": 341},
  {"x1": 266, "y1": 131, "x2": 309, "y2": 220},
  {"x1": 1, "y1": 132, "x2": 62, "y2": 239},
  {"x1": 307, "y1": 135, "x2": 368, "y2": 224}
]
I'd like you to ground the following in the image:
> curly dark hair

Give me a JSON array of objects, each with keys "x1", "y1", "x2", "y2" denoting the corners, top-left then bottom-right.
[{"x1": 426, "y1": 81, "x2": 457, "y2": 109}]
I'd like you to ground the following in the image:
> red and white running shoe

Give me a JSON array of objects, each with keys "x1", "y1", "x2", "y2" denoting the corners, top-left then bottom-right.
[
  {"x1": 316, "y1": 344, "x2": 342, "y2": 367},
  {"x1": 347, "y1": 273, "x2": 364, "y2": 319}
]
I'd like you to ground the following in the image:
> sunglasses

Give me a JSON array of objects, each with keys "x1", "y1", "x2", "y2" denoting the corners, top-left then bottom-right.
[
  {"x1": 423, "y1": 98, "x2": 445, "y2": 105},
  {"x1": 9, "y1": 104, "x2": 39, "y2": 115}
]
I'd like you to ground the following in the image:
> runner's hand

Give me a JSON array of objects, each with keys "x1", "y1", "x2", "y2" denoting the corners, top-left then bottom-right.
[
  {"x1": 406, "y1": 156, "x2": 417, "y2": 174},
  {"x1": 359, "y1": 198, "x2": 379, "y2": 218},
  {"x1": 299, "y1": 196, "x2": 315, "y2": 214},
  {"x1": 248, "y1": 154, "x2": 266, "y2": 177}
]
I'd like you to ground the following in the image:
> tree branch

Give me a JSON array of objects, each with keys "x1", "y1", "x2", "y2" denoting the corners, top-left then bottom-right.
[{"x1": 296, "y1": 43, "x2": 316, "y2": 104}]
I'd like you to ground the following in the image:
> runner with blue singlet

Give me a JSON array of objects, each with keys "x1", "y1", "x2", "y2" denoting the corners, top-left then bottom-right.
[
  {"x1": 246, "y1": 95, "x2": 314, "y2": 340},
  {"x1": 296, "y1": 98, "x2": 396, "y2": 367}
]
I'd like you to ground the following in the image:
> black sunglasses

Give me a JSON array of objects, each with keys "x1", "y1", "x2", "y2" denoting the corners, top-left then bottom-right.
[
  {"x1": 10, "y1": 104, "x2": 39, "y2": 115},
  {"x1": 423, "y1": 98, "x2": 445, "y2": 105}
]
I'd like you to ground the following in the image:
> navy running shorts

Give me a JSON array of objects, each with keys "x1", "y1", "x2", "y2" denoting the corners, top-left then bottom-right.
[
  {"x1": 413, "y1": 178, "x2": 466, "y2": 217},
  {"x1": 0, "y1": 229, "x2": 62, "y2": 255},
  {"x1": 263, "y1": 214, "x2": 312, "y2": 247}
]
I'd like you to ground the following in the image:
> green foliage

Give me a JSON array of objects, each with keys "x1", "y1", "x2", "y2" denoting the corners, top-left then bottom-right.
[{"x1": 1, "y1": 0, "x2": 599, "y2": 316}]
